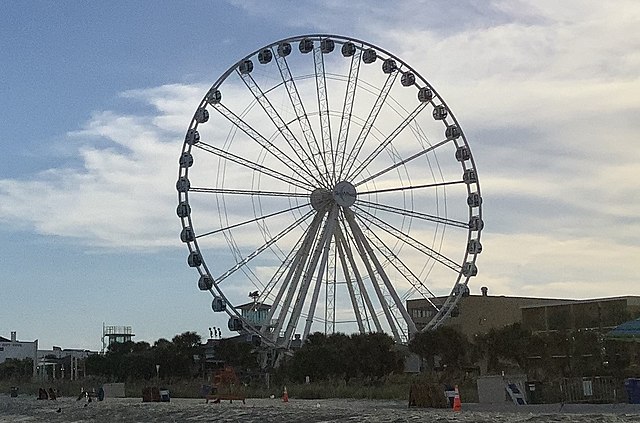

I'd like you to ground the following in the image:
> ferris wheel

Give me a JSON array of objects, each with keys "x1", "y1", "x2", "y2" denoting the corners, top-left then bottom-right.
[{"x1": 176, "y1": 34, "x2": 483, "y2": 350}]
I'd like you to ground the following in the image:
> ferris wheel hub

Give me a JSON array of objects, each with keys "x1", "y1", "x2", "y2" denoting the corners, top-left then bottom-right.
[
  {"x1": 310, "y1": 188, "x2": 331, "y2": 211},
  {"x1": 309, "y1": 181, "x2": 357, "y2": 211},
  {"x1": 333, "y1": 181, "x2": 357, "y2": 207}
]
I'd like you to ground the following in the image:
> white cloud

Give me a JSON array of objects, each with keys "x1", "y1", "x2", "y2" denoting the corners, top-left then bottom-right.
[
  {"x1": 1, "y1": 1, "x2": 639, "y2": 304},
  {"x1": 119, "y1": 84, "x2": 209, "y2": 134},
  {"x1": 366, "y1": 2, "x2": 640, "y2": 298},
  {"x1": 0, "y1": 84, "x2": 203, "y2": 249},
  {"x1": 478, "y1": 232, "x2": 639, "y2": 299}
]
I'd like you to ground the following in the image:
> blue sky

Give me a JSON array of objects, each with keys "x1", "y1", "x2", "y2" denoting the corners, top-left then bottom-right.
[{"x1": 1, "y1": 1, "x2": 639, "y2": 350}]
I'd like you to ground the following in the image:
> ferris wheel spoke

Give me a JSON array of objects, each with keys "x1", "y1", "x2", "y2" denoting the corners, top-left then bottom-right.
[
  {"x1": 271, "y1": 211, "x2": 326, "y2": 343},
  {"x1": 423, "y1": 291, "x2": 466, "y2": 332},
  {"x1": 357, "y1": 179, "x2": 464, "y2": 196},
  {"x1": 353, "y1": 205, "x2": 461, "y2": 272},
  {"x1": 194, "y1": 141, "x2": 313, "y2": 191},
  {"x1": 273, "y1": 47, "x2": 331, "y2": 187},
  {"x1": 354, "y1": 138, "x2": 452, "y2": 188},
  {"x1": 344, "y1": 208, "x2": 417, "y2": 338},
  {"x1": 196, "y1": 203, "x2": 308, "y2": 239},
  {"x1": 313, "y1": 44, "x2": 334, "y2": 185},
  {"x1": 190, "y1": 186, "x2": 309, "y2": 198},
  {"x1": 340, "y1": 70, "x2": 399, "y2": 181},
  {"x1": 357, "y1": 199, "x2": 468, "y2": 229},
  {"x1": 260, "y1": 217, "x2": 318, "y2": 338},
  {"x1": 346, "y1": 102, "x2": 428, "y2": 182},
  {"x1": 336, "y1": 46, "x2": 362, "y2": 186},
  {"x1": 363, "y1": 222, "x2": 440, "y2": 310},
  {"x1": 302, "y1": 206, "x2": 339, "y2": 339},
  {"x1": 211, "y1": 103, "x2": 320, "y2": 186},
  {"x1": 258, "y1": 226, "x2": 308, "y2": 307},
  {"x1": 237, "y1": 71, "x2": 326, "y2": 188},
  {"x1": 214, "y1": 210, "x2": 314, "y2": 285}
]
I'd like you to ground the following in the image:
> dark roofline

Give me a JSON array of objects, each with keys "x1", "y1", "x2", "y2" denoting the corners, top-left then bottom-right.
[
  {"x1": 408, "y1": 294, "x2": 640, "y2": 306},
  {"x1": 0, "y1": 336, "x2": 10, "y2": 342},
  {"x1": 521, "y1": 295, "x2": 640, "y2": 309},
  {"x1": 464, "y1": 294, "x2": 577, "y2": 301},
  {"x1": 407, "y1": 294, "x2": 577, "y2": 304},
  {"x1": 235, "y1": 301, "x2": 271, "y2": 310}
]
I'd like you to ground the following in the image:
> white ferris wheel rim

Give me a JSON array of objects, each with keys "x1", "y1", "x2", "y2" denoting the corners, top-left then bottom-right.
[{"x1": 176, "y1": 34, "x2": 483, "y2": 349}]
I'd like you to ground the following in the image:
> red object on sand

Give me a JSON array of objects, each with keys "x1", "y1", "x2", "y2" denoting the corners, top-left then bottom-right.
[
  {"x1": 282, "y1": 386, "x2": 289, "y2": 402},
  {"x1": 452, "y1": 385, "x2": 461, "y2": 412}
]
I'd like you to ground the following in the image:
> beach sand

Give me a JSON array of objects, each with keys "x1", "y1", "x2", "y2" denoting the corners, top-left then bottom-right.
[{"x1": 2, "y1": 395, "x2": 640, "y2": 422}]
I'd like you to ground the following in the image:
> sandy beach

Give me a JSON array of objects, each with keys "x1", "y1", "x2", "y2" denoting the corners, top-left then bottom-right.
[{"x1": 2, "y1": 395, "x2": 640, "y2": 422}]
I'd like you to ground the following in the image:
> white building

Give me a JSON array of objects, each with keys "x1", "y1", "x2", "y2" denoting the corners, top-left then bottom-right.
[
  {"x1": 38, "y1": 346, "x2": 93, "y2": 361},
  {"x1": 36, "y1": 346, "x2": 97, "y2": 380},
  {"x1": 0, "y1": 331, "x2": 38, "y2": 377}
]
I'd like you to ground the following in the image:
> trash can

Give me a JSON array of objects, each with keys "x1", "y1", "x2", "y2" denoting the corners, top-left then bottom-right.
[
  {"x1": 10, "y1": 387, "x2": 18, "y2": 398},
  {"x1": 625, "y1": 378, "x2": 640, "y2": 404},
  {"x1": 526, "y1": 381, "x2": 542, "y2": 404}
]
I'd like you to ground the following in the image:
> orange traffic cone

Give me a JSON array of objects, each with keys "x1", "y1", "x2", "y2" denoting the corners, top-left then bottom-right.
[
  {"x1": 452, "y1": 385, "x2": 461, "y2": 412},
  {"x1": 282, "y1": 386, "x2": 289, "y2": 402}
]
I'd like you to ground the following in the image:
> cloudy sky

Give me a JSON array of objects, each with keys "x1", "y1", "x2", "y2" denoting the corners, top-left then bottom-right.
[{"x1": 1, "y1": 1, "x2": 638, "y2": 350}]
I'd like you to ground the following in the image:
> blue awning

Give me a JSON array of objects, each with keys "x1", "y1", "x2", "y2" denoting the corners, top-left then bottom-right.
[{"x1": 606, "y1": 318, "x2": 640, "y2": 341}]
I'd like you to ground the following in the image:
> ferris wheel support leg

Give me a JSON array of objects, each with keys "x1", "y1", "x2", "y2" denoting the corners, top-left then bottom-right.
[
  {"x1": 271, "y1": 212, "x2": 325, "y2": 344},
  {"x1": 336, "y1": 223, "x2": 382, "y2": 333},
  {"x1": 343, "y1": 212, "x2": 401, "y2": 342},
  {"x1": 303, "y1": 206, "x2": 339, "y2": 339},
  {"x1": 285, "y1": 206, "x2": 339, "y2": 345},
  {"x1": 260, "y1": 232, "x2": 310, "y2": 339},
  {"x1": 335, "y1": 232, "x2": 365, "y2": 334},
  {"x1": 344, "y1": 209, "x2": 418, "y2": 338},
  {"x1": 324, "y1": 251, "x2": 337, "y2": 335}
]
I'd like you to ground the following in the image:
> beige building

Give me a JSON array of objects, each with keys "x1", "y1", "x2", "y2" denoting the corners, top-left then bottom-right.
[
  {"x1": 521, "y1": 296, "x2": 640, "y2": 333},
  {"x1": 407, "y1": 292, "x2": 568, "y2": 340},
  {"x1": 407, "y1": 292, "x2": 640, "y2": 340}
]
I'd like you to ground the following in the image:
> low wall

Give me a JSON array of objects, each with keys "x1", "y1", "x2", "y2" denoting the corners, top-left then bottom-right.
[{"x1": 103, "y1": 383, "x2": 126, "y2": 398}]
